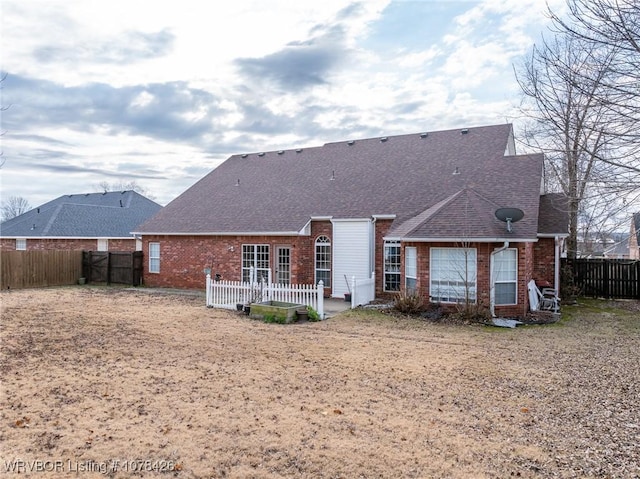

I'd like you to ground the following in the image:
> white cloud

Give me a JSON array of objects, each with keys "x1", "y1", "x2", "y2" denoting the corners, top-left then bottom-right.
[{"x1": 1, "y1": 0, "x2": 563, "y2": 207}]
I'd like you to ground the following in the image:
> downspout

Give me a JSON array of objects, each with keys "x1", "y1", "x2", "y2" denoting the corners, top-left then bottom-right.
[
  {"x1": 490, "y1": 241, "x2": 509, "y2": 317},
  {"x1": 554, "y1": 236, "x2": 561, "y2": 295},
  {"x1": 370, "y1": 217, "x2": 377, "y2": 279}
]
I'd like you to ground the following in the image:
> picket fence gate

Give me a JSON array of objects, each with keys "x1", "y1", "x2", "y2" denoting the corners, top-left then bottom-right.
[{"x1": 206, "y1": 274, "x2": 325, "y2": 319}]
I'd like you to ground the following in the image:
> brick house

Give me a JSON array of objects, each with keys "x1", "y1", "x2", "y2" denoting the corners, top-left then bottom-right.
[
  {"x1": 0, "y1": 191, "x2": 162, "y2": 252},
  {"x1": 135, "y1": 124, "x2": 569, "y2": 317}
]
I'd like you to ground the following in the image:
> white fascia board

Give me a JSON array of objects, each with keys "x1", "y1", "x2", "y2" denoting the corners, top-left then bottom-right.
[
  {"x1": 132, "y1": 231, "x2": 303, "y2": 237},
  {"x1": 538, "y1": 233, "x2": 569, "y2": 238},
  {"x1": 372, "y1": 214, "x2": 397, "y2": 220},
  {"x1": 385, "y1": 236, "x2": 540, "y2": 243},
  {"x1": 330, "y1": 218, "x2": 372, "y2": 223}
]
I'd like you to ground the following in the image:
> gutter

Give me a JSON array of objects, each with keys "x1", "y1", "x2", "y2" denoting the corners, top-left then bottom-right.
[{"x1": 489, "y1": 241, "x2": 509, "y2": 317}]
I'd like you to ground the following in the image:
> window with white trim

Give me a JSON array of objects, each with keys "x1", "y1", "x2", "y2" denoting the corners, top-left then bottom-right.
[
  {"x1": 149, "y1": 242, "x2": 160, "y2": 273},
  {"x1": 97, "y1": 238, "x2": 109, "y2": 251},
  {"x1": 384, "y1": 241, "x2": 401, "y2": 292},
  {"x1": 493, "y1": 248, "x2": 517, "y2": 305},
  {"x1": 405, "y1": 246, "x2": 417, "y2": 292},
  {"x1": 315, "y1": 236, "x2": 331, "y2": 287},
  {"x1": 430, "y1": 247, "x2": 477, "y2": 303},
  {"x1": 242, "y1": 244, "x2": 270, "y2": 282},
  {"x1": 16, "y1": 238, "x2": 27, "y2": 251}
]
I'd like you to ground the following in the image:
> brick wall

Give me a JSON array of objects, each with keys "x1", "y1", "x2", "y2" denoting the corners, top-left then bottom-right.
[
  {"x1": 0, "y1": 238, "x2": 136, "y2": 252},
  {"x1": 387, "y1": 241, "x2": 540, "y2": 317},
  {"x1": 532, "y1": 237, "x2": 556, "y2": 285},
  {"x1": 142, "y1": 231, "x2": 330, "y2": 290},
  {"x1": 373, "y1": 220, "x2": 393, "y2": 297}
]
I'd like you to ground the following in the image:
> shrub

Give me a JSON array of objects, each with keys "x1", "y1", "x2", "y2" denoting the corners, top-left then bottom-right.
[
  {"x1": 393, "y1": 290, "x2": 426, "y2": 315},
  {"x1": 450, "y1": 300, "x2": 492, "y2": 323},
  {"x1": 307, "y1": 306, "x2": 321, "y2": 322}
]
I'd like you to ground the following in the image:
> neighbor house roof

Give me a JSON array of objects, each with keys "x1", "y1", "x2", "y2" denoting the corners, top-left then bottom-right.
[
  {"x1": 136, "y1": 124, "x2": 568, "y2": 241},
  {"x1": 0, "y1": 191, "x2": 162, "y2": 238}
]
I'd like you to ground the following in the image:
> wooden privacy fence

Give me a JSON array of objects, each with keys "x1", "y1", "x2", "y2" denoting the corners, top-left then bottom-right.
[
  {"x1": 82, "y1": 251, "x2": 143, "y2": 286},
  {"x1": 0, "y1": 250, "x2": 83, "y2": 290},
  {"x1": 563, "y1": 258, "x2": 640, "y2": 300}
]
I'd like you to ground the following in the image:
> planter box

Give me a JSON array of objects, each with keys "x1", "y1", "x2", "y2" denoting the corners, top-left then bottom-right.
[{"x1": 249, "y1": 301, "x2": 304, "y2": 324}]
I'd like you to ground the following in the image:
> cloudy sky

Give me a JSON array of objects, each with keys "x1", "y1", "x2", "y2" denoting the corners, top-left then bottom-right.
[{"x1": 1, "y1": 0, "x2": 565, "y2": 207}]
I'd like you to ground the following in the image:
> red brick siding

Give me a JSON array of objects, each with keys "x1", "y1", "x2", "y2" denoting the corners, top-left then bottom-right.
[
  {"x1": 373, "y1": 220, "x2": 394, "y2": 298},
  {"x1": 0, "y1": 238, "x2": 136, "y2": 252},
  {"x1": 532, "y1": 238, "x2": 556, "y2": 285},
  {"x1": 142, "y1": 232, "x2": 329, "y2": 290},
  {"x1": 386, "y1": 241, "x2": 538, "y2": 317}
]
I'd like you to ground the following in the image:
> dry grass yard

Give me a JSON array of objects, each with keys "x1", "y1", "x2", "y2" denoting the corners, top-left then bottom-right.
[{"x1": 1, "y1": 287, "x2": 638, "y2": 479}]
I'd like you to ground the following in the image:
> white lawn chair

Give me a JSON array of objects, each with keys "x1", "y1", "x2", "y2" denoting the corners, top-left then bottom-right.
[{"x1": 527, "y1": 280, "x2": 560, "y2": 312}]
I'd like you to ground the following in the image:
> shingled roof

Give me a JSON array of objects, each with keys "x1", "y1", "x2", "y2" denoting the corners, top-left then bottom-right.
[
  {"x1": 1, "y1": 191, "x2": 162, "y2": 238},
  {"x1": 136, "y1": 124, "x2": 567, "y2": 240},
  {"x1": 537, "y1": 194, "x2": 569, "y2": 237}
]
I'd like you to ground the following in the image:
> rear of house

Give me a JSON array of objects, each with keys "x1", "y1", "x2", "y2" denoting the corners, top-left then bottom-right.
[{"x1": 136, "y1": 124, "x2": 569, "y2": 317}]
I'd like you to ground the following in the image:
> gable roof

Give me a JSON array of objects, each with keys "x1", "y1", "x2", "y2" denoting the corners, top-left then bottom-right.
[
  {"x1": 136, "y1": 124, "x2": 562, "y2": 241},
  {"x1": 0, "y1": 191, "x2": 162, "y2": 238},
  {"x1": 537, "y1": 194, "x2": 569, "y2": 237}
]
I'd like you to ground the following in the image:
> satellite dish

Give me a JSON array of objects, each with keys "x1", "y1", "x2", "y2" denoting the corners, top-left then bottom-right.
[{"x1": 495, "y1": 207, "x2": 524, "y2": 233}]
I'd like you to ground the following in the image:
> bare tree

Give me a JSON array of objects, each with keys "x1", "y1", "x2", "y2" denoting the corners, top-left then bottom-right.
[
  {"x1": 94, "y1": 180, "x2": 156, "y2": 200},
  {"x1": 1, "y1": 196, "x2": 31, "y2": 221},
  {"x1": 547, "y1": 0, "x2": 640, "y2": 171},
  {"x1": 516, "y1": 32, "x2": 624, "y2": 258}
]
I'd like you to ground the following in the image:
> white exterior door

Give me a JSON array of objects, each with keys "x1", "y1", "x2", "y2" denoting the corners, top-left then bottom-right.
[{"x1": 331, "y1": 219, "x2": 373, "y2": 298}]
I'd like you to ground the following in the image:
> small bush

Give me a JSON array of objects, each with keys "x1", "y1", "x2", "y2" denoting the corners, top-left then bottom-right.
[
  {"x1": 450, "y1": 301, "x2": 492, "y2": 323},
  {"x1": 393, "y1": 290, "x2": 426, "y2": 315},
  {"x1": 307, "y1": 306, "x2": 321, "y2": 322}
]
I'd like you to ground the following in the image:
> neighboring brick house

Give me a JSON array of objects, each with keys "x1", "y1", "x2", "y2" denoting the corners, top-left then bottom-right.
[
  {"x1": 630, "y1": 213, "x2": 640, "y2": 260},
  {"x1": 0, "y1": 191, "x2": 162, "y2": 252},
  {"x1": 135, "y1": 124, "x2": 569, "y2": 317}
]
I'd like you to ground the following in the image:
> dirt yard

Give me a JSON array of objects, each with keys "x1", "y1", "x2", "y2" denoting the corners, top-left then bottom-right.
[{"x1": 1, "y1": 287, "x2": 638, "y2": 479}]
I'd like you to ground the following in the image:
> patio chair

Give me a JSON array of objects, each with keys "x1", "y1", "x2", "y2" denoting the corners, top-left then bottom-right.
[{"x1": 527, "y1": 280, "x2": 560, "y2": 312}]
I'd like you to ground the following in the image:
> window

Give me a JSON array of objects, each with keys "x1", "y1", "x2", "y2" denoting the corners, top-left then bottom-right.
[
  {"x1": 16, "y1": 238, "x2": 26, "y2": 251},
  {"x1": 430, "y1": 247, "x2": 477, "y2": 303},
  {"x1": 315, "y1": 236, "x2": 331, "y2": 287},
  {"x1": 149, "y1": 242, "x2": 160, "y2": 273},
  {"x1": 97, "y1": 238, "x2": 109, "y2": 251},
  {"x1": 405, "y1": 246, "x2": 417, "y2": 292},
  {"x1": 384, "y1": 241, "x2": 401, "y2": 292},
  {"x1": 493, "y1": 248, "x2": 517, "y2": 305},
  {"x1": 242, "y1": 245, "x2": 270, "y2": 282}
]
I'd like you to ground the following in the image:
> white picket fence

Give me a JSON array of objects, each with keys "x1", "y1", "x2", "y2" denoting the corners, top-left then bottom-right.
[
  {"x1": 350, "y1": 272, "x2": 376, "y2": 308},
  {"x1": 206, "y1": 274, "x2": 325, "y2": 319}
]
